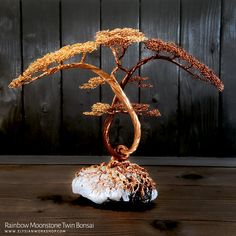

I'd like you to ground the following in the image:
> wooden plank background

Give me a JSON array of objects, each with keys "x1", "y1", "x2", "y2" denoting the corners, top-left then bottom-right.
[
  {"x1": 0, "y1": 0, "x2": 235, "y2": 157},
  {"x1": 139, "y1": 0, "x2": 180, "y2": 156},
  {"x1": 179, "y1": 0, "x2": 221, "y2": 156},
  {"x1": 22, "y1": 0, "x2": 61, "y2": 154},
  {"x1": 61, "y1": 0, "x2": 101, "y2": 155},
  {"x1": 0, "y1": 0, "x2": 22, "y2": 154}
]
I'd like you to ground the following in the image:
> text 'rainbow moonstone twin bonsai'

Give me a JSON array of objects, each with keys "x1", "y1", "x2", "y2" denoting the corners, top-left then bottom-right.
[{"x1": 9, "y1": 28, "x2": 224, "y2": 204}]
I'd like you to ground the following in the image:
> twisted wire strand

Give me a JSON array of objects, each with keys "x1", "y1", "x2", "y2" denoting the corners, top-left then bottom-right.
[{"x1": 9, "y1": 62, "x2": 141, "y2": 161}]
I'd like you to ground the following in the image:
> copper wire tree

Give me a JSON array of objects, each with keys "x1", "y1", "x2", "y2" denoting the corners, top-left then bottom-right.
[{"x1": 9, "y1": 28, "x2": 223, "y2": 204}]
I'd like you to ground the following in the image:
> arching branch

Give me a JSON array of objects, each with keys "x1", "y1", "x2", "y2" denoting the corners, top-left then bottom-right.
[
  {"x1": 103, "y1": 39, "x2": 224, "y2": 157},
  {"x1": 9, "y1": 61, "x2": 141, "y2": 161}
]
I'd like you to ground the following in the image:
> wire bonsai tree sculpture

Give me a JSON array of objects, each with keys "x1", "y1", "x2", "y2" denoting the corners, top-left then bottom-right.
[{"x1": 9, "y1": 28, "x2": 224, "y2": 204}]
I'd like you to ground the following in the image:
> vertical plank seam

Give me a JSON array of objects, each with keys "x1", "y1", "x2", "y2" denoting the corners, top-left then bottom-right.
[
  {"x1": 99, "y1": 0, "x2": 103, "y2": 155},
  {"x1": 177, "y1": 0, "x2": 182, "y2": 157},
  {"x1": 137, "y1": 0, "x2": 142, "y2": 144},
  {"x1": 99, "y1": 0, "x2": 102, "y2": 101},
  {"x1": 138, "y1": 0, "x2": 141, "y2": 104},
  {"x1": 59, "y1": 0, "x2": 63, "y2": 154},
  {"x1": 218, "y1": 0, "x2": 223, "y2": 156},
  {"x1": 20, "y1": 0, "x2": 25, "y2": 135}
]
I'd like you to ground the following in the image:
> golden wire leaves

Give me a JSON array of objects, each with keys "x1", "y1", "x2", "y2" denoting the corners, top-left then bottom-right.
[
  {"x1": 79, "y1": 75, "x2": 154, "y2": 90},
  {"x1": 9, "y1": 28, "x2": 146, "y2": 88},
  {"x1": 129, "y1": 76, "x2": 153, "y2": 88},
  {"x1": 145, "y1": 39, "x2": 224, "y2": 91},
  {"x1": 95, "y1": 28, "x2": 146, "y2": 48},
  {"x1": 79, "y1": 77, "x2": 105, "y2": 89},
  {"x1": 9, "y1": 41, "x2": 98, "y2": 88},
  {"x1": 113, "y1": 103, "x2": 160, "y2": 117},
  {"x1": 84, "y1": 102, "x2": 161, "y2": 117},
  {"x1": 83, "y1": 103, "x2": 111, "y2": 116}
]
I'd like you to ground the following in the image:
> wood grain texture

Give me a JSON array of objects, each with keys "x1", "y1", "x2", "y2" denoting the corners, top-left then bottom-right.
[
  {"x1": 61, "y1": 0, "x2": 101, "y2": 155},
  {"x1": 101, "y1": 0, "x2": 140, "y2": 154},
  {"x1": 1, "y1": 165, "x2": 236, "y2": 187},
  {"x1": 179, "y1": 0, "x2": 221, "y2": 156},
  {"x1": 221, "y1": 0, "x2": 236, "y2": 155},
  {"x1": 0, "y1": 0, "x2": 22, "y2": 154},
  {"x1": 0, "y1": 0, "x2": 236, "y2": 157},
  {"x1": 139, "y1": 0, "x2": 180, "y2": 156},
  {"x1": 22, "y1": 0, "x2": 61, "y2": 154},
  {"x1": 0, "y1": 165, "x2": 235, "y2": 236},
  {"x1": 1, "y1": 155, "x2": 236, "y2": 166}
]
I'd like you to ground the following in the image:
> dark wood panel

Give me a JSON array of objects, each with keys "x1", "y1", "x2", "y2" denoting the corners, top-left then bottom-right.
[
  {"x1": 179, "y1": 0, "x2": 221, "y2": 156},
  {"x1": 0, "y1": 0, "x2": 22, "y2": 154},
  {"x1": 1, "y1": 183, "x2": 236, "y2": 201},
  {"x1": 221, "y1": 0, "x2": 236, "y2": 155},
  {"x1": 101, "y1": 0, "x2": 139, "y2": 154},
  {"x1": 1, "y1": 165, "x2": 236, "y2": 187},
  {"x1": 22, "y1": 0, "x2": 60, "y2": 153},
  {"x1": 1, "y1": 156, "x2": 236, "y2": 166},
  {"x1": 0, "y1": 165, "x2": 236, "y2": 236},
  {"x1": 61, "y1": 0, "x2": 100, "y2": 155},
  {"x1": 139, "y1": 0, "x2": 180, "y2": 156}
]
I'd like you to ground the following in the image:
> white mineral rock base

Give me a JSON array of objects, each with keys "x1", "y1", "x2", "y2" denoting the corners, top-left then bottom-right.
[{"x1": 72, "y1": 160, "x2": 158, "y2": 204}]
